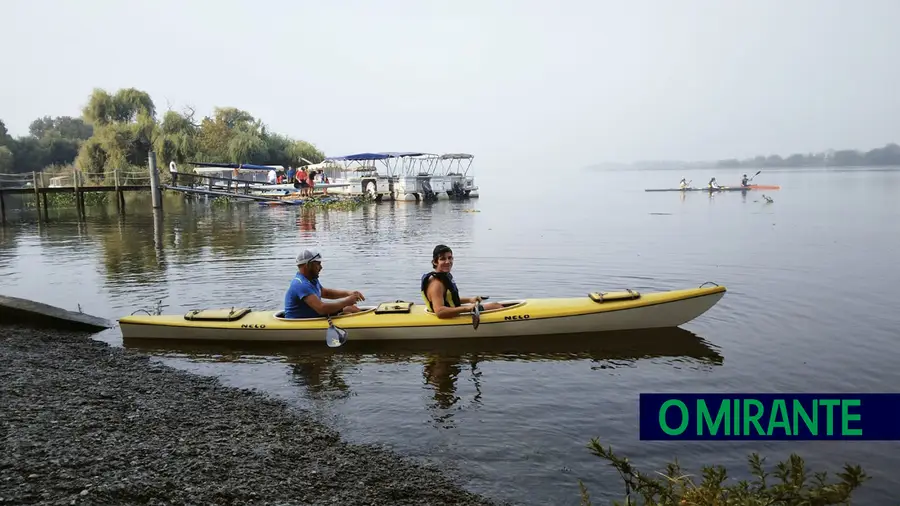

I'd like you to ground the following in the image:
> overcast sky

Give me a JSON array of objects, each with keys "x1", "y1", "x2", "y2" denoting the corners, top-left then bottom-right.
[{"x1": 3, "y1": 0, "x2": 899, "y2": 170}]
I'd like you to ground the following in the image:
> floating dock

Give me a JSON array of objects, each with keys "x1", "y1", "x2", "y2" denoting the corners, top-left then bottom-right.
[{"x1": 0, "y1": 295, "x2": 112, "y2": 332}]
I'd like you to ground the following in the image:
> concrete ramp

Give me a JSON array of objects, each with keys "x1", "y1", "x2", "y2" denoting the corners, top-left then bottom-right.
[{"x1": 0, "y1": 295, "x2": 112, "y2": 333}]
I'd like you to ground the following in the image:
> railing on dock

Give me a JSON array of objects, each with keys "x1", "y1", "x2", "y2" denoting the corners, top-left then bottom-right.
[{"x1": 0, "y1": 168, "x2": 152, "y2": 223}]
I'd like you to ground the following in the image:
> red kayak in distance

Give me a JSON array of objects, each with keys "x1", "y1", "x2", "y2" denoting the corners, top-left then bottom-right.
[{"x1": 741, "y1": 184, "x2": 780, "y2": 190}]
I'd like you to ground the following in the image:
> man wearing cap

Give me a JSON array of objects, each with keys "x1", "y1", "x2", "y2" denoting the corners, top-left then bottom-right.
[
  {"x1": 284, "y1": 249, "x2": 365, "y2": 319},
  {"x1": 421, "y1": 244, "x2": 504, "y2": 319}
]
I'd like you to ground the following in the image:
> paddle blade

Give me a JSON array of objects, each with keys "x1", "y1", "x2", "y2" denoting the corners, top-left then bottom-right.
[
  {"x1": 325, "y1": 322, "x2": 348, "y2": 348},
  {"x1": 472, "y1": 304, "x2": 481, "y2": 330}
]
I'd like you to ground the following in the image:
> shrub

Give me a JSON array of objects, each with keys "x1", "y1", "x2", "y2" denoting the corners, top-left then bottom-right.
[{"x1": 579, "y1": 438, "x2": 869, "y2": 505}]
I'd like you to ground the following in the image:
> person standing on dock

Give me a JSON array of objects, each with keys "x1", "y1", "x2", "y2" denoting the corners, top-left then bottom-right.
[
  {"x1": 287, "y1": 166, "x2": 296, "y2": 185},
  {"x1": 295, "y1": 166, "x2": 310, "y2": 197},
  {"x1": 169, "y1": 161, "x2": 178, "y2": 186},
  {"x1": 307, "y1": 170, "x2": 316, "y2": 196}
]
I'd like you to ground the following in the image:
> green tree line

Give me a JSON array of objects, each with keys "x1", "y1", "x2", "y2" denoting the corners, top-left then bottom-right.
[
  {"x1": 0, "y1": 87, "x2": 325, "y2": 178},
  {"x1": 715, "y1": 143, "x2": 900, "y2": 169},
  {"x1": 0, "y1": 116, "x2": 93, "y2": 174}
]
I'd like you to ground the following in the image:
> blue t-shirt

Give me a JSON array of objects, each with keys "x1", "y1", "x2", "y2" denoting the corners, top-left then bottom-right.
[{"x1": 284, "y1": 273, "x2": 323, "y2": 318}]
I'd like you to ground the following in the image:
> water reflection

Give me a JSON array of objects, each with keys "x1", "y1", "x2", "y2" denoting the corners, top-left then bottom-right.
[
  {"x1": 0, "y1": 223, "x2": 21, "y2": 251},
  {"x1": 297, "y1": 207, "x2": 316, "y2": 234},
  {"x1": 153, "y1": 208, "x2": 164, "y2": 260},
  {"x1": 124, "y1": 327, "x2": 723, "y2": 427}
]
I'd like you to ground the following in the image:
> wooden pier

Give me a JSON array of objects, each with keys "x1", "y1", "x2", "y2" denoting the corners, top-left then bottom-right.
[
  {"x1": 0, "y1": 152, "x2": 373, "y2": 224},
  {"x1": 0, "y1": 168, "x2": 150, "y2": 223}
]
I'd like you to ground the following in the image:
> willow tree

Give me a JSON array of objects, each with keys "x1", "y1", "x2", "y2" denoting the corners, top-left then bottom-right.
[
  {"x1": 193, "y1": 106, "x2": 325, "y2": 166},
  {"x1": 74, "y1": 88, "x2": 326, "y2": 180},
  {"x1": 154, "y1": 109, "x2": 198, "y2": 166},
  {"x1": 76, "y1": 87, "x2": 157, "y2": 181}
]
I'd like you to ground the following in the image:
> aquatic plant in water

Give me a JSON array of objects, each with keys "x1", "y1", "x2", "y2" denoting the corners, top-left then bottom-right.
[{"x1": 578, "y1": 439, "x2": 869, "y2": 505}]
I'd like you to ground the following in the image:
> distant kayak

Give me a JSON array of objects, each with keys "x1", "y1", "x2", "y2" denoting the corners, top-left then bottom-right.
[{"x1": 645, "y1": 185, "x2": 780, "y2": 192}]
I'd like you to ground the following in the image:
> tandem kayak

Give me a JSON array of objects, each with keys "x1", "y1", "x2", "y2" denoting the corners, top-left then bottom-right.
[
  {"x1": 117, "y1": 284, "x2": 726, "y2": 343},
  {"x1": 644, "y1": 185, "x2": 778, "y2": 192}
]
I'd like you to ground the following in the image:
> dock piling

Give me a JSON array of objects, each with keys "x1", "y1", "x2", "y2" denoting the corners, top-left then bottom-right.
[
  {"x1": 72, "y1": 169, "x2": 81, "y2": 219},
  {"x1": 76, "y1": 171, "x2": 86, "y2": 218},
  {"x1": 31, "y1": 172, "x2": 40, "y2": 218},
  {"x1": 40, "y1": 172, "x2": 48, "y2": 221},
  {"x1": 148, "y1": 152, "x2": 162, "y2": 211},
  {"x1": 114, "y1": 169, "x2": 122, "y2": 213}
]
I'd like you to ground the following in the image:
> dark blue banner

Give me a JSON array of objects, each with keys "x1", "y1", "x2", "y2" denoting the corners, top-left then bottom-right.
[{"x1": 639, "y1": 393, "x2": 900, "y2": 440}]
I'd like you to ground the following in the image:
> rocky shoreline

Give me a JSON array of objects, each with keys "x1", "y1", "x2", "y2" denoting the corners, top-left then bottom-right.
[{"x1": 0, "y1": 325, "x2": 504, "y2": 505}]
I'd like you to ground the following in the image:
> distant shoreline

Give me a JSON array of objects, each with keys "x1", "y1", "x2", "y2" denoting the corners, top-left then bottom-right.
[
  {"x1": 587, "y1": 164, "x2": 900, "y2": 171},
  {"x1": 588, "y1": 142, "x2": 900, "y2": 171}
]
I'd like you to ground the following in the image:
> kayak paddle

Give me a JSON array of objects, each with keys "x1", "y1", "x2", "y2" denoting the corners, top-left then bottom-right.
[
  {"x1": 325, "y1": 316, "x2": 348, "y2": 348},
  {"x1": 472, "y1": 296, "x2": 489, "y2": 331}
]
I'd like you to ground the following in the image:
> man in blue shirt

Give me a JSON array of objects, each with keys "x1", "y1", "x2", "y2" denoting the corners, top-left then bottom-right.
[{"x1": 284, "y1": 249, "x2": 365, "y2": 319}]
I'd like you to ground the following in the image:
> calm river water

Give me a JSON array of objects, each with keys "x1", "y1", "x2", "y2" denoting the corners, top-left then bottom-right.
[{"x1": 2, "y1": 166, "x2": 899, "y2": 505}]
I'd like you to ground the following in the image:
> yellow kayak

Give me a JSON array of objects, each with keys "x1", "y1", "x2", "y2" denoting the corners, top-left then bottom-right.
[{"x1": 117, "y1": 283, "x2": 726, "y2": 343}]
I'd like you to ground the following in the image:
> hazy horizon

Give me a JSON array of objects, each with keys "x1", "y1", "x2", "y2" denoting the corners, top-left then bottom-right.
[{"x1": 3, "y1": 0, "x2": 900, "y2": 171}]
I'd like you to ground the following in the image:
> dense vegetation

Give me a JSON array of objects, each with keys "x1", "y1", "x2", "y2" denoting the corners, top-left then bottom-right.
[
  {"x1": 579, "y1": 439, "x2": 869, "y2": 505},
  {"x1": 0, "y1": 87, "x2": 325, "y2": 180},
  {"x1": 0, "y1": 116, "x2": 93, "y2": 174}
]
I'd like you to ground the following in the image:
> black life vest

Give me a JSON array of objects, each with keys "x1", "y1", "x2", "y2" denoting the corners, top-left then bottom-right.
[{"x1": 420, "y1": 271, "x2": 461, "y2": 312}]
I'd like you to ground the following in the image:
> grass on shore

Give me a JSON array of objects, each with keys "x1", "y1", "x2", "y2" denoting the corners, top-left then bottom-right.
[{"x1": 579, "y1": 439, "x2": 869, "y2": 505}]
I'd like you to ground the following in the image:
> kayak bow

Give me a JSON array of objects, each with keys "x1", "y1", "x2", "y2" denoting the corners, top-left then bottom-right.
[{"x1": 118, "y1": 284, "x2": 726, "y2": 342}]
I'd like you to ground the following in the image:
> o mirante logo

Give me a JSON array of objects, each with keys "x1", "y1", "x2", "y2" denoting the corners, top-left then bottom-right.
[{"x1": 640, "y1": 393, "x2": 900, "y2": 441}]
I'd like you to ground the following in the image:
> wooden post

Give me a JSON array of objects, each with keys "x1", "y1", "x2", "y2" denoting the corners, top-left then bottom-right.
[
  {"x1": 32, "y1": 172, "x2": 41, "y2": 221},
  {"x1": 75, "y1": 171, "x2": 86, "y2": 218},
  {"x1": 0, "y1": 190, "x2": 5, "y2": 225},
  {"x1": 72, "y1": 169, "x2": 81, "y2": 218},
  {"x1": 148, "y1": 152, "x2": 162, "y2": 210},
  {"x1": 40, "y1": 172, "x2": 48, "y2": 221},
  {"x1": 114, "y1": 169, "x2": 121, "y2": 213},
  {"x1": 118, "y1": 169, "x2": 126, "y2": 211}
]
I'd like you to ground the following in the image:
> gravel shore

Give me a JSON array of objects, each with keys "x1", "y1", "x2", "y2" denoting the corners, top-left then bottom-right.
[{"x1": 0, "y1": 325, "x2": 503, "y2": 505}]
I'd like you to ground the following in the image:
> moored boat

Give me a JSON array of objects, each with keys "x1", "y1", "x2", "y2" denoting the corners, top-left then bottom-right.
[{"x1": 117, "y1": 284, "x2": 726, "y2": 342}]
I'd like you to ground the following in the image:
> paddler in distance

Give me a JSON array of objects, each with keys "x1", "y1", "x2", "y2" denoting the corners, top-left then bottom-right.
[
  {"x1": 741, "y1": 173, "x2": 750, "y2": 187},
  {"x1": 422, "y1": 244, "x2": 504, "y2": 318},
  {"x1": 283, "y1": 249, "x2": 365, "y2": 319},
  {"x1": 679, "y1": 178, "x2": 688, "y2": 189},
  {"x1": 708, "y1": 177, "x2": 720, "y2": 189}
]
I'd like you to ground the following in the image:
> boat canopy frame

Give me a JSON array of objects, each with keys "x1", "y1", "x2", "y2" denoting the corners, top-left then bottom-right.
[{"x1": 437, "y1": 153, "x2": 474, "y2": 177}]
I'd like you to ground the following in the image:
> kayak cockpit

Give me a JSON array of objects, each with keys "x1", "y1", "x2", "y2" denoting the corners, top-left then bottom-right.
[
  {"x1": 424, "y1": 299, "x2": 527, "y2": 315},
  {"x1": 272, "y1": 306, "x2": 379, "y2": 321}
]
